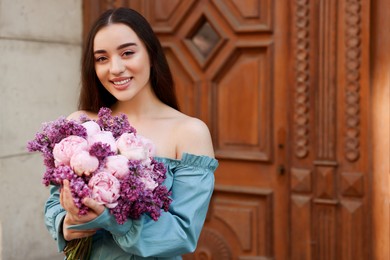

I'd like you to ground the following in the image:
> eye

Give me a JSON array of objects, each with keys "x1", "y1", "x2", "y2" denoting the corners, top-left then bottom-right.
[
  {"x1": 122, "y1": 50, "x2": 134, "y2": 57},
  {"x1": 95, "y1": 56, "x2": 108, "y2": 63}
]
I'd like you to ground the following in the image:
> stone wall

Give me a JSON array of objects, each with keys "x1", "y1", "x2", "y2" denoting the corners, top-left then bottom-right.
[{"x1": 0, "y1": 0, "x2": 82, "y2": 259}]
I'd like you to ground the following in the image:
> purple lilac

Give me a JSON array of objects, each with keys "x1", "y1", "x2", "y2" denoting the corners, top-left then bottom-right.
[
  {"x1": 96, "y1": 107, "x2": 136, "y2": 138},
  {"x1": 89, "y1": 142, "x2": 115, "y2": 160},
  {"x1": 151, "y1": 159, "x2": 168, "y2": 184},
  {"x1": 108, "y1": 159, "x2": 171, "y2": 224},
  {"x1": 69, "y1": 177, "x2": 91, "y2": 215},
  {"x1": 27, "y1": 117, "x2": 87, "y2": 151},
  {"x1": 109, "y1": 198, "x2": 131, "y2": 224},
  {"x1": 154, "y1": 185, "x2": 172, "y2": 212},
  {"x1": 49, "y1": 165, "x2": 91, "y2": 215},
  {"x1": 78, "y1": 113, "x2": 90, "y2": 123},
  {"x1": 27, "y1": 117, "x2": 87, "y2": 168}
]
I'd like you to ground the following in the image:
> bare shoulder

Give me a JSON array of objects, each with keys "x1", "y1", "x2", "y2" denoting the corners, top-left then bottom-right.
[
  {"x1": 173, "y1": 113, "x2": 215, "y2": 158},
  {"x1": 67, "y1": 110, "x2": 97, "y2": 121},
  {"x1": 176, "y1": 115, "x2": 210, "y2": 137}
]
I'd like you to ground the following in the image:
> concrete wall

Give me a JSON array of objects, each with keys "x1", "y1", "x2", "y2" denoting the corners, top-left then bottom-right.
[{"x1": 0, "y1": 0, "x2": 82, "y2": 259}]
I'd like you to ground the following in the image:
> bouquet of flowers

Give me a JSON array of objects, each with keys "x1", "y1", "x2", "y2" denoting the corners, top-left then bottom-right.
[{"x1": 27, "y1": 107, "x2": 172, "y2": 259}]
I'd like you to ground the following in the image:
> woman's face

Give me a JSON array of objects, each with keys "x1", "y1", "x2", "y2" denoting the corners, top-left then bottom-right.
[{"x1": 93, "y1": 23, "x2": 151, "y2": 102}]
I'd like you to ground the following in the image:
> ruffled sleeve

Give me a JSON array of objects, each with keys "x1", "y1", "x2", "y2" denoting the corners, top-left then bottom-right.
[
  {"x1": 176, "y1": 153, "x2": 218, "y2": 170},
  {"x1": 44, "y1": 185, "x2": 67, "y2": 252}
]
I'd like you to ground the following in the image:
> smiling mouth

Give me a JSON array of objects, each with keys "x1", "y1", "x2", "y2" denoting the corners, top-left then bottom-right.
[
  {"x1": 112, "y1": 78, "x2": 131, "y2": 85},
  {"x1": 111, "y1": 77, "x2": 132, "y2": 90}
]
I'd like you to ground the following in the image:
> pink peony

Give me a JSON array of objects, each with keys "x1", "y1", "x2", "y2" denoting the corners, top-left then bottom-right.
[
  {"x1": 70, "y1": 150, "x2": 99, "y2": 176},
  {"x1": 102, "y1": 155, "x2": 129, "y2": 179},
  {"x1": 53, "y1": 135, "x2": 88, "y2": 167},
  {"x1": 116, "y1": 133, "x2": 155, "y2": 161},
  {"x1": 88, "y1": 171, "x2": 120, "y2": 208},
  {"x1": 82, "y1": 121, "x2": 101, "y2": 137},
  {"x1": 88, "y1": 131, "x2": 117, "y2": 153}
]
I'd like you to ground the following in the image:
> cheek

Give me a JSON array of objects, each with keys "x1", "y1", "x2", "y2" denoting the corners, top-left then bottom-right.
[
  {"x1": 140, "y1": 65, "x2": 151, "y2": 80},
  {"x1": 133, "y1": 62, "x2": 151, "y2": 82},
  {"x1": 94, "y1": 66, "x2": 104, "y2": 79},
  {"x1": 95, "y1": 65, "x2": 109, "y2": 86},
  {"x1": 133, "y1": 54, "x2": 151, "y2": 77}
]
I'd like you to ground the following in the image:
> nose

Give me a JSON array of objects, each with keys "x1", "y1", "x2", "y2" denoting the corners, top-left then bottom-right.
[{"x1": 110, "y1": 56, "x2": 125, "y2": 75}]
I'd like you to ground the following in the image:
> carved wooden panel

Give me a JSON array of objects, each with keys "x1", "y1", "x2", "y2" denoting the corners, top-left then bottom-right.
[
  {"x1": 291, "y1": 168, "x2": 312, "y2": 193},
  {"x1": 163, "y1": 45, "x2": 200, "y2": 117},
  {"x1": 289, "y1": 0, "x2": 313, "y2": 256},
  {"x1": 211, "y1": 46, "x2": 273, "y2": 161},
  {"x1": 343, "y1": 0, "x2": 362, "y2": 162},
  {"x1": 292, "y1": 0, "x2": 311, "y2": 159},
  {"x1": 212, "y1": 0, "x2": 273, "y2": 31},
  {"x1": 315, "y1": 0, "x2": 337, "y2": 161},
  {"x1": 340, "y1": 172, "x2": 364, "y2": 197},
  {"x1": 182, "y1": 9, "x2": 228, "y2": 69},
  {"x1": 291, "y1": 195, "x2": 312, "y2": 259},
  {"x1": 313, "y1": 203, "x2": 337, "y2": 260},
  {"x1": 315, "y1": 166, "x2": 336, "y2": 200},
  {"x1": 289, "y1": 0, "x2": 371, "y2": 259},
  {"x1": 184, "y1": 185, "x2": 274, "y2": 259},
  {"x1": 186, "y1": 227, "x2": 233, "y2": 259},
  {"x1": 340, "y1": 200, "x2": 365, "y2": 259},
  {"x1": 143, "y1": 0, "x2": 196, "y2": 33}
]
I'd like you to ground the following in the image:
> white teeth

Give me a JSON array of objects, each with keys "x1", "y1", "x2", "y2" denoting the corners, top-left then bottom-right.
[{"x1": 113, "y1": 78, "x2": 130, "y2": 85}]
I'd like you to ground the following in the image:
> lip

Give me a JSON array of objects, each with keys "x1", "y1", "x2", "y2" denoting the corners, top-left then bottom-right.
[{"x1": 110, "y1": 77, "x2": 132, "y2": 91}]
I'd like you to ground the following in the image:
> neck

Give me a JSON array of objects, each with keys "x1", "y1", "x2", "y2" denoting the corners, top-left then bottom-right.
[{"x1": 111, "y1": 86, "x2": 164, "y2": 121}]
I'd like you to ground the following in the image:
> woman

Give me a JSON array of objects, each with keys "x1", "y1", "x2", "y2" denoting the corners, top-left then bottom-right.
[{"x1": 44, "y1": 7, "x2": 218, "y2": 259}]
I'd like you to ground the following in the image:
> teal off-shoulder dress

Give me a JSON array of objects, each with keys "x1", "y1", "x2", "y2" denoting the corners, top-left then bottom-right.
[{"x1": 44, "y1": 153, "x2": 218, "y2": 259}]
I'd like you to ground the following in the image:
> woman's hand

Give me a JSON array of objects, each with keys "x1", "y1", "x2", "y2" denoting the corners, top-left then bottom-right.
[{"x1": 60, "y1": 180, "x2": 105, "y2": 241}]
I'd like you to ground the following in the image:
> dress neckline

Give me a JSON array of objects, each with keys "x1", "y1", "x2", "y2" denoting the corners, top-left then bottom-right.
[{"x1": 154, "y1": 153, "x2": 218, "y2": 170}]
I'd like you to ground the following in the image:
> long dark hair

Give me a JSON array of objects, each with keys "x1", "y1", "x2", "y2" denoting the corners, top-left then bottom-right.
[{"x1": 79, "y1": 8, "x2": 179, "y2": 112}]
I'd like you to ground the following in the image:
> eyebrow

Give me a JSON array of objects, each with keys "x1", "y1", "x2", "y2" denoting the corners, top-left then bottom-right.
[{"x1": 94, "y1": 42, "x2": 137, "y2": 55}]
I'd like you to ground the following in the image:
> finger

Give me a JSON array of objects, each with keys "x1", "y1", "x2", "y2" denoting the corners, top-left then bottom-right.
[
  {"x1": 60, "y1": 185, "x2": 70, "y2": 207},
  {"x1": 66, "y1": 229, "x2": 97, "y2": 235},
  {"x1": 64, "y1": 230, "x2": 97, "y2": 241},
  {"x1": 83, "y1": 198, "x2": 105, "y2": 215},
  {"x1": 60, "y1": 182, "x2": 80, "y2": 215},
  {"x1": 62, "y1": 180, "x2": 71, "y2": 196},
  {"x1": 60, "y1": 187, "x2": 71, "y2": 211},
  {"x1": 60, "y1": 188, "x2": 64, "y2": 206},
  {"x1": 83, "y1": 197, "x2": 97, "y2": 208},
  {"x1": 62, "y1": 180, "x2": 72, "y2": 198}
]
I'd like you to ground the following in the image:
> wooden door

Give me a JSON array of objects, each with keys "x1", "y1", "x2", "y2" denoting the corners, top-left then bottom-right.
[
  {"x1": 83, "y1": 0, "x2": 290, "y2": 259},
  {"x1": 287, "y1": 0, "x2": 372, "y2": 259},
  {"x1": 83, "y1": 0, "x2": 374, "y2": 259}
]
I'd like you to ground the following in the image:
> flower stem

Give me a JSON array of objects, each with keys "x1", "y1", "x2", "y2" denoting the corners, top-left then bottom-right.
[{"x1": 63, "y1": 237, "x2": 92, "y2": 260}]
